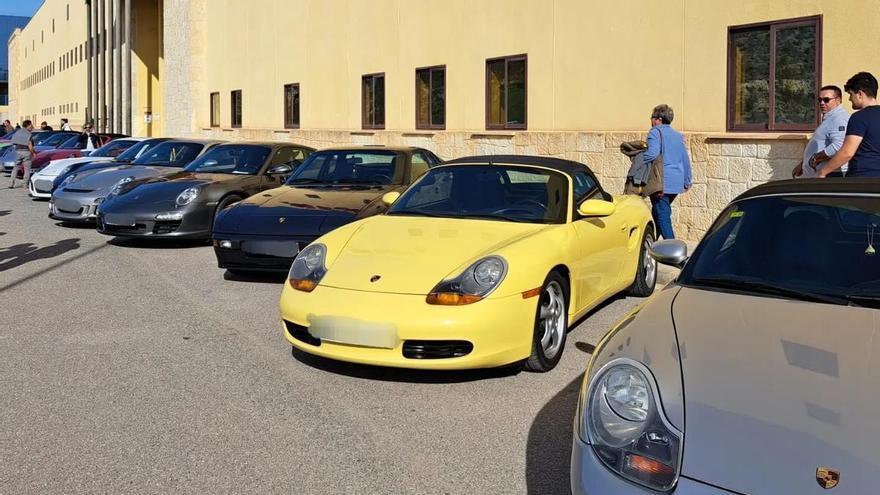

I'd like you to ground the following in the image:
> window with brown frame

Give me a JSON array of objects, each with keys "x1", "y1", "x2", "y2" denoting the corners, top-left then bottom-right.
[
  {"x1": 231, "y1": 90, "x2": 242, "y2": 128},
  {"x1": 416, "y1": 66, "x2": 445, "y2": 129},
  {"x1": 727, "y1": 16, "x2": 821, "y2": 131},
  {"x1": 362, "y1": 73, "x2": 385, "y2": 129},
  {"x1": 486, "y1": 55, "x2": 527, "y2": 130},
  {"x1": 210, "y1": 92, "x2": 220, "y2": 127},
  {"x1": 284, "y1": 83, "x2": 300, "y2": 129}
]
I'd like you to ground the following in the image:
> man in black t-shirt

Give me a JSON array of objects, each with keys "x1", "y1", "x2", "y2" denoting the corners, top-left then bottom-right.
[{"x1": 820, "y1": 72, "x2": 880, "y2": 178}]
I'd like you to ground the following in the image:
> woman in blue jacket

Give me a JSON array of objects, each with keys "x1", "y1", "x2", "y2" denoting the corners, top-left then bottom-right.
[{"x1": 642, "y1": 104, "x2": 692, "y2": 239}]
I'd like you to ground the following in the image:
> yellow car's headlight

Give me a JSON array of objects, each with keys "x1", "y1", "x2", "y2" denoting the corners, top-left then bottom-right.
[
  {"x1": 426, "y1": 256, "x2": 507, "y2": 305},
  {"x1": 288, "y1": 243, "x2": 327, "y2": 292}
]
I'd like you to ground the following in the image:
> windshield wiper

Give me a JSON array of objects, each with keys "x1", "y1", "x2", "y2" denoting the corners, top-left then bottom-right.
[
  {"x1": 463, "y1": 213, "x2": 532, "y2": 223},
  {"x1": 386, "y1": 209, "x2": 451, "y2": 218},
  {"x1": 689, "y1": 276, "x2": 851, "y2": 306},
  {"x1": 288, "y1": 178, "x2": 331, "y2": 184},
  {"x1": 333, "y1": 179, "x2": 386, "y2": 185}
]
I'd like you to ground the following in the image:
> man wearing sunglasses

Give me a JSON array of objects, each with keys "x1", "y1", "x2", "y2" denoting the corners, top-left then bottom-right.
[{"x1": 792, "y1": 85, "x2": 849, "y2": 178}]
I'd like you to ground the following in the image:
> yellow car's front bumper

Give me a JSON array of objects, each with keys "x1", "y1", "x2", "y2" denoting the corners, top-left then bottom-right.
[{"x1": 279, "y1": 284, "x2": 538, "y2": 370}]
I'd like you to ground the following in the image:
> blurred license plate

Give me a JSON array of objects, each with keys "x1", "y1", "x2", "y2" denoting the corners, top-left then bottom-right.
[
  {"x1": 104, "y1": 213, "x2": 136, "y2": 226},
  {"x1": 308, "y1": 316, "x2": 398, "y2": 349},
  {"x1": 242, "y1": 240, "x2": 299, "y2": 258}
]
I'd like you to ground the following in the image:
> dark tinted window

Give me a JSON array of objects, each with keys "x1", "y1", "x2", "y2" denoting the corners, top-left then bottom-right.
[
  {"x1": 680, "y1": 195, "x2": 880, "y2": 305},
  {"x1": 486, "y1": 55, "x2": 527, "y2": 130},
  {"x1": 184, "y1": 145, "x2": 271, "y2": 175},
  {"x1": 728, "y1": 17, "x2": 820, "y2": 131},
  {"x1": 284, "y1": 84, "x2": 300, "y2": 128},
  {"x1": 91, "y1": 139, "x2": 137, "y2": 157},
  {"x1": 388, "y1": 165, "x2": 567, "y2": 224},
  {"x1": 115, "y1": 139, "x2": 164, "y2": 162},
  {"x1": 287, "y1": 150, "x2": 402, "y2": 185},
  {"x1": 362, "y1": 74, "x2": 385, "y2": 129},
  {"x1": 231, "y1": 90, "x2": 242, "y2": 128},
  {"x1": 132, "y1": 142, "x2": 205, "y2": 167},
  {"x1": 416, "y1": 66, "x2": 445, "y2": 129}
]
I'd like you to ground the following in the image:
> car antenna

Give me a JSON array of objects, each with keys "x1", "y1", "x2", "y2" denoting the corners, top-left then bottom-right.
[{"x1": 488, "y1": 155, "x2": 494, "y2": 166}]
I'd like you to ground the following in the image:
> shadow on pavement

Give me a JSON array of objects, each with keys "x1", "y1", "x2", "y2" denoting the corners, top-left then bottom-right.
[
  {"x1": 525, "y1": 373, "x2": 583, "y2": 495},
  {"x1": 0, "y1": 210, "x2": 10, "y2": 217},
  {"x1": 108, "y1": 237, "x2": 210, "y2": 249},
  {"x1": 0, "y1": 238, "x2": 81, "y2": 272},
  {"x1": 290, "y1": 347, "x2": 522, "y2": 384},
  {"x1": 223, "y1": 270, "x2": 287, "y2": 284},
  {"x1": 1, "y1": 242, "x2": 107, "y2": 293}
]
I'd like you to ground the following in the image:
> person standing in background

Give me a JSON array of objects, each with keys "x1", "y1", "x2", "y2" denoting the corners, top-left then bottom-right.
[
  {"x1": 642, "y1": 104, "x2": 692, "y2": 240},
  {"x1": 8, "y1": 120, "x2": 36, "y2": 189},
  {"x1": 40, "y1": 121, "x2": 54, "y2": 131},
  {"x1": 820, "y1": 72, "x2": 880, "y2": 178},
  {"x1": 60, "y1": 118, "x2": 72, "y2": 131},
  {"x1": 792, "y1": 85, "x2": 850, "y2": 178}
]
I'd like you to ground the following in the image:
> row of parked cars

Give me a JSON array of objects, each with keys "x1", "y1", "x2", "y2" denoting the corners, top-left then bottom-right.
[{"x1": 14, "y1": 132, "x2": 880, "y2": 494}]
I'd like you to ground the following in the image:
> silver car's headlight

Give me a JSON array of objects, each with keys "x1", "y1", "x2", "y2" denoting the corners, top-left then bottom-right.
[
  {"x1": 175, "y1": 186, "x2": 200, "y2": 206},
  {"x1": 109, "y1": 176, "x2": 134, "y2": 196},
  {"x1": 582, "y1": 359, "x2": 681, "y2": 491},
  {"x1": 426, "y1": 255, "x2": 507, "y2": 305},
  {"x1": 288, "y1": 243, "x2": 327, "y2": 292}
]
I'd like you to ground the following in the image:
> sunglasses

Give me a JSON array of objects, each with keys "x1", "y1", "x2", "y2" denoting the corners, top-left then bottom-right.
[{"x1": 817, "y1": 97, "x2": 837, "y2": 104}]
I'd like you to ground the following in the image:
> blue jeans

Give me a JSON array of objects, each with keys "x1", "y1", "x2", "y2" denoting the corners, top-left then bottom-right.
[{"x1": 650, "y1": 193, "x2": 677, "y2": 240}]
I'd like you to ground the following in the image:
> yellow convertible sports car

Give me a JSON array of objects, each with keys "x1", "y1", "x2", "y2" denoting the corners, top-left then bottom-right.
[{"x1": 279, "y1": 155, "x2": 656, "y2": 371}]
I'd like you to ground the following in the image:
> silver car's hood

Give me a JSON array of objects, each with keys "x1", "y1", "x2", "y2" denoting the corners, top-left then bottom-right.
[
  {"x1": 674, "y1": 286, "x2": 880, "y2": 494},
  {"x1": 66, "y1": 165, "x2": 179, "y2": 191}
]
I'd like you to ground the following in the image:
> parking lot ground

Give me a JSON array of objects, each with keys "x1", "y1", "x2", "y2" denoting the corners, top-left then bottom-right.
[{"x1": 0, "y1": 186, "x2": 650, "y2": 494}]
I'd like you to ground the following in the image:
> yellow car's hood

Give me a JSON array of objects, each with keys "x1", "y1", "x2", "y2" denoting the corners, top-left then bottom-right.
[{"x1": 320, "y1": 215, "x2": 549, "y2": 294}]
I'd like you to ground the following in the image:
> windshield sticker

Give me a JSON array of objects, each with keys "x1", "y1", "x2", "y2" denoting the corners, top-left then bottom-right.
[{"x1": 729, "y1": 211, "x2": 744, "y2": 218}]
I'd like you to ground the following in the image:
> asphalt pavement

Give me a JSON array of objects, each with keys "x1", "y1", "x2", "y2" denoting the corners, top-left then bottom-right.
[{"x1": 0, "y1": 186, "x2": 654, "y2": 494}]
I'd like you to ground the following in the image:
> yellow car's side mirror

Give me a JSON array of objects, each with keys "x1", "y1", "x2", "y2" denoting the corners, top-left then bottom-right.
[
  {"x1": 381, "y1": 191, "x2": 401, "y2": 206},
  {"x1": 577, "y1": 199, "x2": 616, "y2": 218}
]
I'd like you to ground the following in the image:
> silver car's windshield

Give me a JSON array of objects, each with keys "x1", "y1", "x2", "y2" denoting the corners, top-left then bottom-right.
[
  {"x1": 132, "y1": 142, "x2": 204, "y2": 167},
  {"x1": 679, "y1": 194, "x2": 880, "y2": 306}
]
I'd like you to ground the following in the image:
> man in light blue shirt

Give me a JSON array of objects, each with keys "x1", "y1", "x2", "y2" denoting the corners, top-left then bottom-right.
[{"x1": 793, "y1": 85, "x2": 850, "y2": 178}]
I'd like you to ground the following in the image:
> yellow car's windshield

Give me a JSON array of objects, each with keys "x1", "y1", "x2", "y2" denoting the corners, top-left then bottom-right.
[{"x1": 388, "y1": 165, "x2": 568, "y2": 224}]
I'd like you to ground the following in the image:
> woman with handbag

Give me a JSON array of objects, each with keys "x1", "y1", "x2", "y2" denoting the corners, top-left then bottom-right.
[{"x1": 642, "y1": 104, "x2": 692, "y2": 239}]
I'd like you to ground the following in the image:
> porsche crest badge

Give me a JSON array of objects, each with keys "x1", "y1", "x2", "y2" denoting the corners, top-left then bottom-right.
[
  {"x1": 816, "y1": 467, "x2": 840, "y2": 489},
  {"x1": 370, "y1": 275, "x2": 381, "y2": 283}
]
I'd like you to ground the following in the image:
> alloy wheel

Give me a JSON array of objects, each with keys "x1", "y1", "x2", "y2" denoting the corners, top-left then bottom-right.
[{"x1": 538, "y1": 280, "x2": 566, "y2": 360}]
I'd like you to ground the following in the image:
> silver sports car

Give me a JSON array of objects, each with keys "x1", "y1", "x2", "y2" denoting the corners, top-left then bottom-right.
[
  {"x1": 572, "y1": 178, "x2": 880, "y2": 494},
  {"x1": 49, "y1": 139, "x2": 221, "y2": 223}
]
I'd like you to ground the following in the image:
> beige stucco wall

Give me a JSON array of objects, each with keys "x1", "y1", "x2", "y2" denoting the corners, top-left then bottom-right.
[
  {"x1": 10, "y1": 0, "x2": 89, "y2": 128},
  {"x1": 198, "y1": 0, "x2": 877, "y2": 133},
  {"x1": 10, "y1": 0, "x2": 164, "y2": 135}
]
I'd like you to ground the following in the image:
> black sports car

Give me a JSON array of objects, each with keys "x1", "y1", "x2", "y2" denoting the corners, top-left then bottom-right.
[
  {"x1": 96, "y1": 142, "x2": 314, "y2": 239},
  {"x1": 212, "y1": 146, "x2": 442, "y2": 274}
]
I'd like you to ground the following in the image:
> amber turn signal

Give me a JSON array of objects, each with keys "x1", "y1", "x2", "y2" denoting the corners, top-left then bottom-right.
[
  {"x1": 426, "y1": 292, "x2": 483, "y2": 305},
  {"x1": 290, "y1": 278, "x2": 318, "y2": 292},
  {"x1": 624, "y1": 453, "x2": 675, "y2": 477}
]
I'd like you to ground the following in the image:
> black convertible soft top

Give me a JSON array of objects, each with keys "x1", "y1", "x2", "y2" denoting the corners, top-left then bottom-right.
[
  {"x1": 443, "y1": 154, "x2": 593, "y2": 177},
  {"x1": 736, "y1": 178, "x2": 880, "y2": 201}
]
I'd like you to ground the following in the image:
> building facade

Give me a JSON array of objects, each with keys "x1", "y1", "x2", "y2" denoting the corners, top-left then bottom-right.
[
  {"x1": 9, "y1": 0, "x2": 880, "y2": 239},
  {"x1": 0, "y1": 15, "x2": 31, "y2": 120}
]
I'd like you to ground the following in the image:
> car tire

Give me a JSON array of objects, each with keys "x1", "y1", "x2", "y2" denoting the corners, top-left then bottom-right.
[
  {"x1": 627, "y1": 227, "x2": 657, "y2": 297},
  {"x1": 524, "y1": 271, "x2": 569, "y2": 372}
]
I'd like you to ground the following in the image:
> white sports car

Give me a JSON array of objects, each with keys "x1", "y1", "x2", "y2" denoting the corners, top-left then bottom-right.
[{"x1": 28, "y1": 138, "x2": 146, "y2": 198}]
